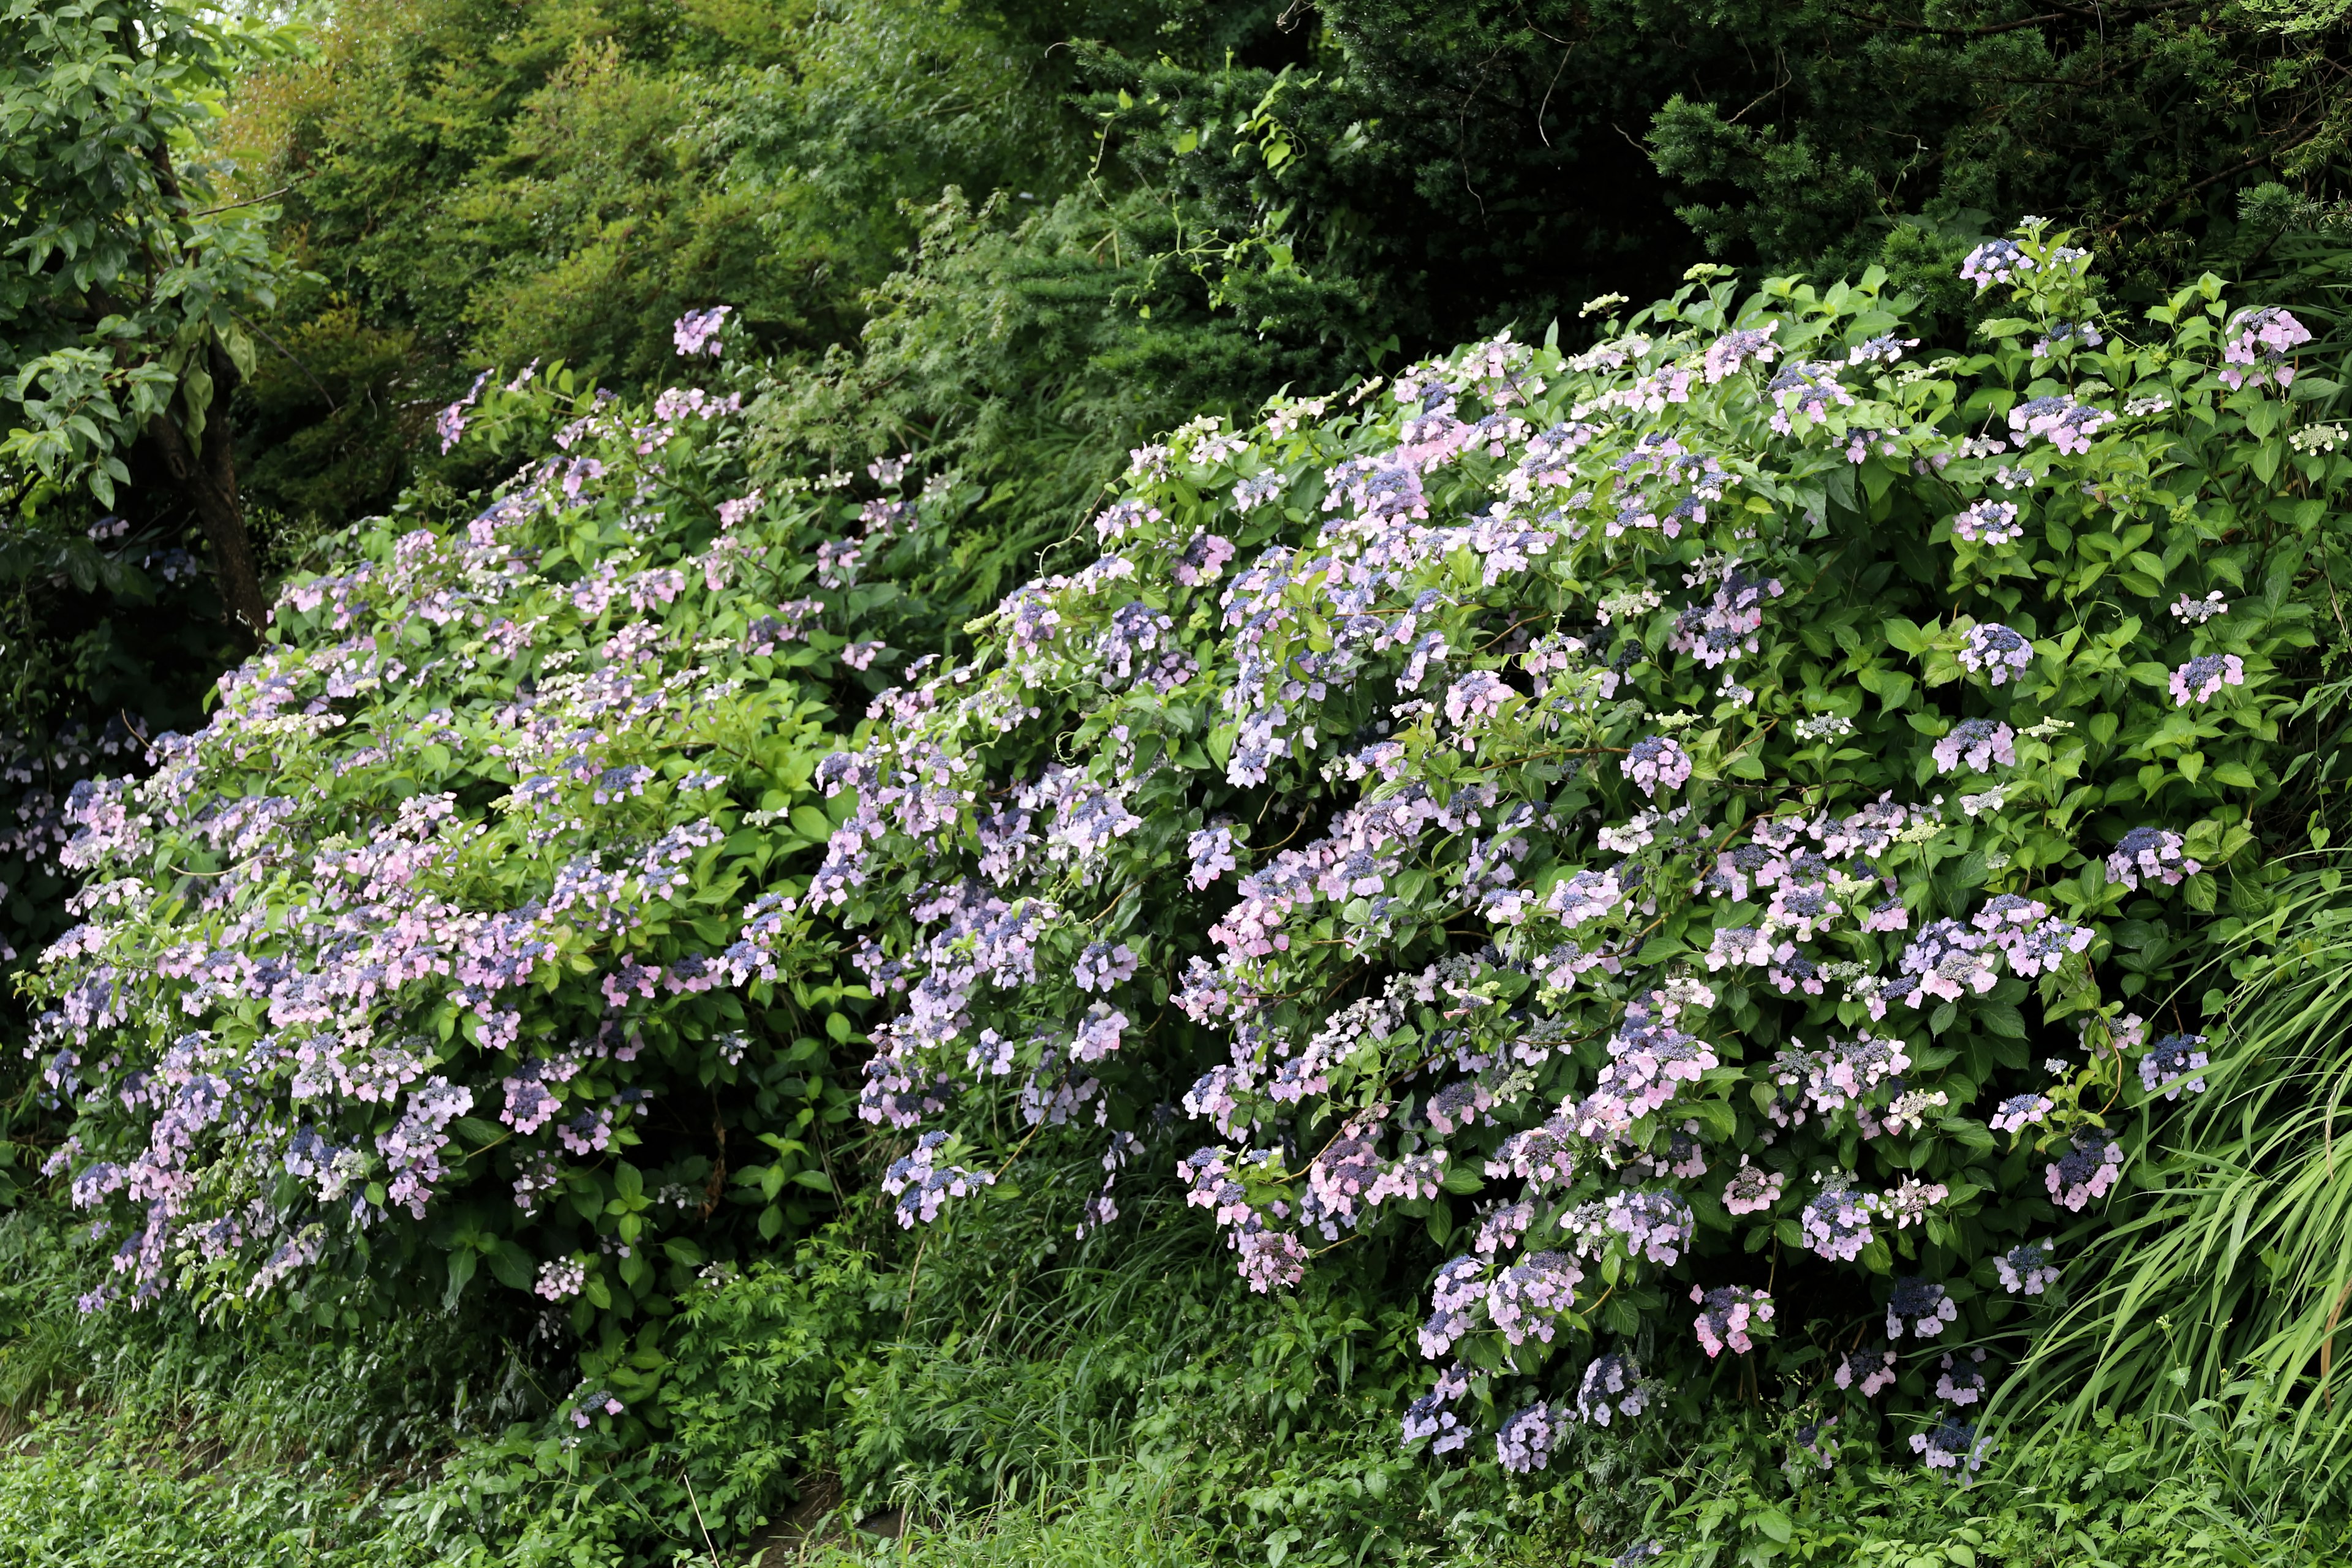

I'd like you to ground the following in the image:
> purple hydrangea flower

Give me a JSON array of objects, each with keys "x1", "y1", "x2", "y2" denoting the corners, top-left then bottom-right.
[
  {"x1": 2008, "y1": 395, "x2": 2112, "y2": 456},
  {"x1": 1990, "y1": 1093, "x2": 2052, "y2": 1135},
  {"x1": 1951, "y1": 500, "x2": 2022, "y2": 546},
  {"x1": 1799, "y1": 1178, "x2": 1875, "y2": 1262},
  {"x1": 1722, "y1": 1159, "x2": 1785, "y2": 1215},
  {"x1": 1690, "y1": 1284, "x2": 1775, "y2": 1357},
  {"x1": 2105, "y1": 827, "x2": 2200, "y2": 890},
  {"x1": 2168, "y1": 653, "x2": 2244, "y2": 706},
  {"x1": 536, "y1": 1256, "x2": 586, "y2": 1300},
  {"x1": 2045, "y1": 1128, "x2": 2124, "y2": 1212},
  {"x1": 1400, "y1": 1362, "x2": 1471, "y2": 1452},
  {"x1": 1958, "y1": 623, "x2": 2034, "y2": 685},
  {"x1": 1911, "y1": 1416, "x2": 1992, "y2": 1472},
  {"x1": 1488, "y1": 1251, "x2": 1584, "y2": 1345},
  {"x1": 1495, "y1": 1400, "x2": 1558, "y2": 1472},
  {"x1": 2219, "y1": 306, "x2": 2311, "y2": 391},
  {"x1": 2138, "y1": 1033, "x2": 2210, "y2": 1099},
  {"x1": 1072, "y1": 941, "x2": 1139, "y2": 992},
  {"x1": 673, "y1": 305, "x2": 731, "y2": 357},
  {"x1": 1833, "y1": 1346, "x2": 1897, "y2": 1397},
  {"x1": 1605, "y1": 1186, "x2": 1696, "y2": 1265},
  {"x1": 1932, "y1": 719, "x2": 2016, "y2": 775},
  {"x1": 1935, "y1": 1348, "x2": 1989, "y2": 1406},
  {"x1": 1886, "y1": 1276, "x2": 1959, "y2": 1339},
  {"x1": 1994, "y1": 1240, "x2": 2060, "y2": 1296},
  {"x1": 1569, "y1": 1352, "x2": 1651, "y2": 1427},
  {"x1": 1703, "y1": 325, "x2": 1779, "y2": 383},
  {"x1": 1621, "y1": 736, "x2": 1692, "y2": 797},
  {"x1": 1960, "y1": 238, "x2": 2034, "y2": 290},
  {"x1": 881, "y1": 1130, "x2": 998, "y2": 1227}
]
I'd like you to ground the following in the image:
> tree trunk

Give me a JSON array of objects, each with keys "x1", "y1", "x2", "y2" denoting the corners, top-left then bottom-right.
[
  {"x1": 146, "y1": 352, "x2": 268, "y2": 640},
  {"x1": 135, "y1": 127, "x2": 270, "y2": 641}
]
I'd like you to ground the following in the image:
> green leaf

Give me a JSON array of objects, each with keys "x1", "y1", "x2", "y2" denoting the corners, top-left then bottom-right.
[
  {"x1": 451, "y1": 1117, "x2": 503, "y2": 1148},
  {"x1": 488, "y1": 1241, "x2": 535, "y2": 1292},
  {"x1": 1882, "y1": 617, "x2": 1930, "y2": 655},
  {"x1": 442, "y1": 1246, "x2": 477, "y2": 1310},
  {"x1": 1975, "y1": 1001, "x2": 2027, "y2": 1039}
]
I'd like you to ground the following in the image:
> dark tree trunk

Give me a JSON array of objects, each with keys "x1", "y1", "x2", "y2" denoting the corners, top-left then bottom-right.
[
  {"x1": 145, "y1": 351, "x2": 268, "y2": 640},
  {"x1": 134, "y1": 129, "x2": 269, "y2": 641}
]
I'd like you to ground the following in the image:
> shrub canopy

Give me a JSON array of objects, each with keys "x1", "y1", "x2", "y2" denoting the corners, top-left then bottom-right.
[
  {"x1": 810, "y1": 229, "x2": 2350, "y2": 1464},
  {"x1": 22, "y1": 225, "x2": 2352, "y2": 1459},
  {"x1": 21, "y1": 332, "x2": 981, "y2": 1417}
]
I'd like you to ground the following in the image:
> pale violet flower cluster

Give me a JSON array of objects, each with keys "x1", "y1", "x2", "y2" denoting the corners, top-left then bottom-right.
[
  {"x1": 1960, "y1": 238, "x2": 2035, "y2": 289},
  {"x1": 881, "y1": 1132, "x2": 998, "y2": 1228},
  {"x1": 1911, "y1": 1417, "x2": 1993, "y2": 1473},
  {"x1": 2105, "y1": 827, "x2": 2200, "y2": 890},
  {"x1": 1995, "y1": 1240, "x2": 2060, "y2": 1296},
  {"x1": 2169, "y1": 653, "x2": 2245, "y2": 706},
  {"x1": 2218, "y1": 306, "x2": 2310, "y2": 391},
  {"x1": 1951, "y1": 499, "x2": 2022, "y2": 546},
  {"x1": 1885, "y1": 1276, "x2": 1959, "y2": 1339},
  {"x1": 1834, "y1": 1346, "x2": 1898, "y2": 1397},
  {"x1": 2008, "y1": 394, "x2": 2113, "y2": 456},
  {"x1": 672, "y1": 304, "x2": 731, "y2": 357},
  {"x1": 1958, "y1": 623, "x2": 2034, "y2": 684},
  {"x1": 1932, "y1": 719, "x2": 2015, "y2": 774},
  {"x1": 2138, "y1": 1033, "x2": 2210, "y2": 1099},
  {"x1": 2045, "y1": 1129, "x2": 2125, "y2": 1211},
  {"x1": 1691, "y1": 1284, "x2": 1774, "y2": 1356}
]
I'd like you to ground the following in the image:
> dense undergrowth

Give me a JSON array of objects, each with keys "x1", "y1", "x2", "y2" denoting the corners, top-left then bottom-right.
[{"x1": 5, "y1": 1175, "x2": 2350, "y2": 1567}]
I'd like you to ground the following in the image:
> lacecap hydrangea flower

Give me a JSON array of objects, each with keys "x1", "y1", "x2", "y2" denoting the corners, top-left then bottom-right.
[
  {"x1": 2218, "y1": 306, "x2": 2311, "y2": 391},
  {"x1": 1958, "y1": 622, "x2": 2034, "y2": 685},
  {"x1": 2045, "y1": 1128, "x2": 2125, "y2": 1211},
  {"x1": 2169, "y1": 653, "x2": 2245, "y2": 706},
  {"x1": 1886, "y1": 1276, "x2": 1959, "y2": 1339},
  {"x1": 2139, "y1": 1033, "x2": 2211, "y2": 1099},
  {"x1": 1995, "y1": 1241, "x2": 2060, "y2": 1296},
  {"x1": 1690, "y1": 1284, "x2": 1775, "y2": 1356}
]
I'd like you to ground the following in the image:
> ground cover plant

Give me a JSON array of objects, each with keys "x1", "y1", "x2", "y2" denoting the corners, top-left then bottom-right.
[{"x1": 6, "y1": 1180, "x2": 2348, "y2": 1568}]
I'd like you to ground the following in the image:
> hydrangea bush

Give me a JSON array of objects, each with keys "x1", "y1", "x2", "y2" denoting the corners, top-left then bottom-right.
[
  {"x1": 812, "y1": 227, "x2": 2346, "y2": 1466},
  {"x1": 12, "y1": 335, "x2": 971, "y2": 1414}
]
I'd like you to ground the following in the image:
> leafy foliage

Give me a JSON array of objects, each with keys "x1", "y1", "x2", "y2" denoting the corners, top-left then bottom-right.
[
  {"x1": 810, "y1": 227, "x2": 2352, "y2": 1472},
  {"x1": 2010, "y1": 858, "x2": 2352, "y2": 1494},
  {"x1": 1, "y1": 0, "x2": 290, "y2": 631},
  {"x1": 8, "y1": 0, "x2": 2352, "y2": 1559},
  {"x1": 13, "y1": 330, "x2": 1003, "y2": 1396}
]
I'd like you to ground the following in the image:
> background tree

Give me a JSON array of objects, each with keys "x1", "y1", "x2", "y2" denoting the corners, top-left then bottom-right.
[{"x1": 2, "y1": 0, "x2": 290, "y2": 635}]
